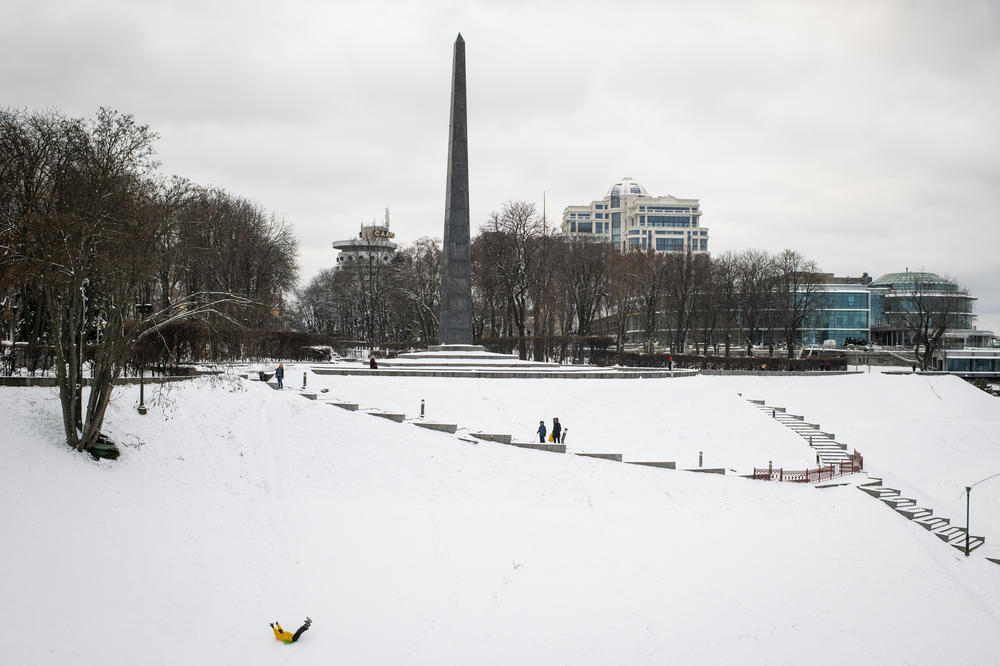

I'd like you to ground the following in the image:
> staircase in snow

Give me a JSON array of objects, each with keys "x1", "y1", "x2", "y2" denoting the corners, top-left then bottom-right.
[
  {"x1": 747, "y1": 399, "x2": 853, "y2": 465},
  {"x1": 858, "y1": 477, "x2": 987, "y2": 555}
]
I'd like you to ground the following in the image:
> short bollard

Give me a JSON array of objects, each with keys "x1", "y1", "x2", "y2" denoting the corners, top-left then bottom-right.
[
  {"x1": 420, "y1": 399, "x2": 425, "y2": 418},
  {"x1": 699, "y1": 451, "x2": 703, "y2": 467},
  {"x1": 302, "y1": 372, "x2": 307, "y2": 389}
]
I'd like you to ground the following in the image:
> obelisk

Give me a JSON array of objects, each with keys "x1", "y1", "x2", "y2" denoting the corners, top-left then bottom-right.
[{"x1": 439, "y1": 33, "x2": 474, "y2": 346}]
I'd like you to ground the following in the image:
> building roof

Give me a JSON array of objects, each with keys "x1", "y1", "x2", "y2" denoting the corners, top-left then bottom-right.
[
  {"x1": 607, "y1": 177, "x2": 648, "y2": 197},
  {"x1": 870, "y1": 271, "x2": 957, "y2": 290}
]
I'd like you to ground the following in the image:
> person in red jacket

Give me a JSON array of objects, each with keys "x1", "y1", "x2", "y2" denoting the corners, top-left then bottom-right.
[{"x1": 271, "y1": 617, "x2": 311, "y2": 643}]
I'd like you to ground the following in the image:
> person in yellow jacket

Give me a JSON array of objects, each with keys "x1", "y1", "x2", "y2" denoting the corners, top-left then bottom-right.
[{"x1": 270, "y1": 617, "x2": 311, "y2": 643}]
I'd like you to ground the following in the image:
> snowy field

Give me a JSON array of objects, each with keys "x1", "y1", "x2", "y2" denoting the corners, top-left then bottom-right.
[{"x1": 2, "y1": 373, "x2": 1000, "y2": 665}]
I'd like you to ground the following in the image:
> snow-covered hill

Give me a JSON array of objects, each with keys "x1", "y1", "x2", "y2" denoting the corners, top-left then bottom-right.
[{"x1": 1, "y1": 374, "x2": 999, "y2": 665}]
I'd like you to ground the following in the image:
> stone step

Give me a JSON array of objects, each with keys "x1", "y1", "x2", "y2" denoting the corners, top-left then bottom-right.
[
  {"x1": 895, "y1": 506, "x2": 932, "y2": 520},
  {"x1": 471, "y1": 433, "x2": 512, "y2": 444},
  {"x1": 369, "y1": 412, "x2": 405, "y2": 423},
  {"x1": 686, "y1": 468, "x2": 727, "y2": 475},
  {"x1": 329, "y1": 402, "x2": 359, "y2": 411},
  {"x1": 932, "y1": 526, "x2": 967, "y2": 542},
  {"x1": 299, "y1": 393, "x2": 318, "y2": 400},
  {"x1": 881, "y1": 496, "x2": 916, "y2": 508},
  {"x1": 951, "y1": 537, "x2": 986, "y2": 553},
  {"x1": 413, "y1": 422, "x2": 458, "y2": 434},
  {"x1": 575, "y1": 453, "x2": 623, "y2": 462},
  {"x1": 859, "y1": 486, "x2": 900, "y2": 498},
  {"x1": 914, "y1": 516, "x2": 949, "y2": 531},
  {"x1": 859, "y1": 477, "x2": 883, "y2": 487},
  {"x1": 625, "y1": 461, "x2": 677, "y2": 469},
  {"x1": 509, "y1": 441, "x2": 566, "y2": 453}
]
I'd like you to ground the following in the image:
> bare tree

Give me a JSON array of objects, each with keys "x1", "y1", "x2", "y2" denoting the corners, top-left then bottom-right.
[
  {"x1": 734, "y1": 249, "x2": 778, "y2": 357},
  {"x1": 478, "y1": 200, "x2": 544, "y2": 358},
  {"x1": 557, "y1": 238, "x2": 611, "y2": 337},
  {"x1": 772, "y1": 249, "x2": 823, "y2": 358},
  {"x1": 886, "y1": 275, "x2": 971, "y2": 370},
  {"x1": 604, "y1": 251, "x2": 644, "y2": 352}
]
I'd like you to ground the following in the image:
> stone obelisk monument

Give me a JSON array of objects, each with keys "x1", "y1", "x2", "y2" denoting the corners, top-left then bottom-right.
[{"x1": 438, "y1": 33, "x2": 475, "y2": 347}]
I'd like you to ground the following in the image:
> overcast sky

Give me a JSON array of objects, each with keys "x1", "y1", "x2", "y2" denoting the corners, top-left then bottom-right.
[{"x1": 4, "y1": 0, "x2": 999, "y2": 331}]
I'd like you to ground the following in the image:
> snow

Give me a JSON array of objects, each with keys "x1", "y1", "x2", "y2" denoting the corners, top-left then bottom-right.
[{"x1": 1, "y1": 371, "x2": 1000, "y2": 665}]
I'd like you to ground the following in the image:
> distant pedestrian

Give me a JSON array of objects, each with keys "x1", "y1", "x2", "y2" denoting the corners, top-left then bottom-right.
[
  {"x1": 369, "y1": 355, "x2": 378, "y2": 369},
  {"x1": 552, "y1": 417, "x2": 562, "y2": 443},
  {"x1": 537, "y1": 420, "x2": 546, "y2": 443},
  {"x1": 275, "y1": 363, "x2": 285, "y2": 389}
]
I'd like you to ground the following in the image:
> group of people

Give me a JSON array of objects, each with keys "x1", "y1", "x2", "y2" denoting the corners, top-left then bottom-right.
[{"x1": 537, "y1": 417, "x2": 566, "y2": 444}]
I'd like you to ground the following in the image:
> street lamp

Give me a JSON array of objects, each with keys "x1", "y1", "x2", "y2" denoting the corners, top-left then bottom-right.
[{"x1": 964, "y1": 472, "x2": 1000, "y2": 557}]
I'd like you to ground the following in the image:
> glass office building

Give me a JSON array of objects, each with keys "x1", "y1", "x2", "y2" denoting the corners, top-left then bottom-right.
[{"x1": 560, "y1": 177, "x2": 709, "y2": 254}]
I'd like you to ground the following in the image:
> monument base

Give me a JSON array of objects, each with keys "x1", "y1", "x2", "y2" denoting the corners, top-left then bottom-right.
[{"x1": 426, "y1": 344, "x2": 486, "y2": 353}]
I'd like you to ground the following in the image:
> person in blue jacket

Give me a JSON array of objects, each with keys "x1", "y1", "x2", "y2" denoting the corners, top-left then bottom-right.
[
  {"x1": 275, "y1": 363, "x2": 285, "y2": 389},
  {"x1": 537, "y1": 420, "x2": 546, "y2": 443}
]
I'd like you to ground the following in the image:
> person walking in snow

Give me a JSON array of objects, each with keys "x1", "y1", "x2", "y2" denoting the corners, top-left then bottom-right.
[
  {"x1": 275, "y1": 363, "x2": 285, "y2": 389},
  {"x1": 271, "y1": 617, "x2": 311, "y2": 643},
  {"x1": 552, "y1": 417, "x2": 562, "y2": 443},
  {"x1": 369, "y1": 355, "x2": 378, "y2": 369},
  {"x1": 537, "y1": 420, "x2": 546, "y2": 443}
]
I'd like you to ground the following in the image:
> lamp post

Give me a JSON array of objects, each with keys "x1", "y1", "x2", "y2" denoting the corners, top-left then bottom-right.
[{"x1": 965, "y1": 472, "x2": 1000, "y2": 557}]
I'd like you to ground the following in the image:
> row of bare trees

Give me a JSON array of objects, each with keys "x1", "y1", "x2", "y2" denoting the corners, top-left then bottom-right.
[
  {"x1": 295, "y1": 237, "x2": 442, "y2": 345},
  {"x1": 295, "y1": 200, "x2": 832, "y2": 360},
  {"x1": 0, "y1": 107, "x2": 299, "y2": 453}
]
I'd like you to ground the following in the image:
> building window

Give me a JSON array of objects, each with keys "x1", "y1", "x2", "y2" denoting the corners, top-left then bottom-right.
[
  {"x1": 647, "y1": 215, "x2": 690, "y2": 228},
  {"x1": 656, "y1": 238, "x2": 684, "y2": 251},
  {"x1": 577, "y1": 222, "x2": 592, "y2": 233},
  {"x1": 628, "y1": 238, "x2": 641, "y2": 248}
]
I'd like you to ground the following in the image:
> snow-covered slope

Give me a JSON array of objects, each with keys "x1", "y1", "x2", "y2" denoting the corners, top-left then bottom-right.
[{"x1": 1, "y1": 375, "x2": 998, "y2": 665}]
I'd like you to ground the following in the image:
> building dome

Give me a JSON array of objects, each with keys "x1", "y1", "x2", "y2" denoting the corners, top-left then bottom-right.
[
  {"x1": 607, "y1": 177, "x2": 648, "y2": 197},
  {"x1": 870, "y1": 271, "x2": 958, "y2": 292}
]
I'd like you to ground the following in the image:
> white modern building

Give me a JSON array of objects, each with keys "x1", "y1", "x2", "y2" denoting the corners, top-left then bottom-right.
[
  {"x1": 332, "y1": 208, "x2": 397, "y2": 268},
  {"x1": 560, "y1": 177, "x2": 708, "y2": 254}
]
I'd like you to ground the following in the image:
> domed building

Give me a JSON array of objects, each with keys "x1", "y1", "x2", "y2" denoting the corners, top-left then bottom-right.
[
  {"x1": 868, "y1": 270, "x2": 984, "y2": 348},
  {"x1": 560, "y1": 177, "x2": 708, "y2": 254}
]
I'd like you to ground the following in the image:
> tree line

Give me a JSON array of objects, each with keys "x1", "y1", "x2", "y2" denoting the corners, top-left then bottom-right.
[
  {"x1": 0, "y1": 107, "x2": 298, "y2": 452},
  {"x1": 296, "y1": 199, "x2": 836, "y2": 361}
]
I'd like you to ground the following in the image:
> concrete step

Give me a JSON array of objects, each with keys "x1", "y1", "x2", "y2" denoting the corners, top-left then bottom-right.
[
  {"x1": 950, "y1": 536, "x2": 985, "y2": 553},
  {"x1": 881, "y1": 496, "x2": 916, "y2": 508},
  {"x1": 895, "y1": 506, "x2": 932, "y2": 520},
  {"x1": 860, "y1": 486, "x2": 900, "y2": 498},
  {"x1": 575, "y1": 453, "x2": 623, "y2": 462},
  {"x1": 932, "y1": 526, "x2": 966, "y2": 542},
  {"x1": 369, "y1": 412, "x2": 405, "y2": 423},
  {"x1": 914, "y1": 516, "x2": 949, "y2": 531},
  {"x1": 299, "y1": 393, "x2": 318, "y2": 400},
  {"x1": 471, "y1": 433, "x2": 512, "y2": 444},
  {"x1": 413, "y1": 422, "x2": 458, "y2": 434},
  {"x1": 686, "y1": 468, "x2": 727, "y2": 475},
  {"x1": 509, "y1": 441, "x2": 566, "y2": 453},
  {"x1": 329, "y1": 402, "x2": 358, "y2": 411},
  {"x1": 625, "y1": 461, "x2": 677, "y2": 469},
  {"x1": 859, "y1": 477, "x2": 883, "y2": 487}
]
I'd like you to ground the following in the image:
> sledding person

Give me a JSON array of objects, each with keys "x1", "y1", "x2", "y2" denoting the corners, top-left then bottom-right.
[
  {"x1": 271, "y1": 617, "x2": 311, "y2": 643},
  {"x1": 275, "y1": 363, "x2": 285, "y2": 389},
  {"x1": 537, "y1": 420, "x2": 546, "y2": 443},
  {"x1": 552, "y1": 417, "x2": 562, "y2": 443}
]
